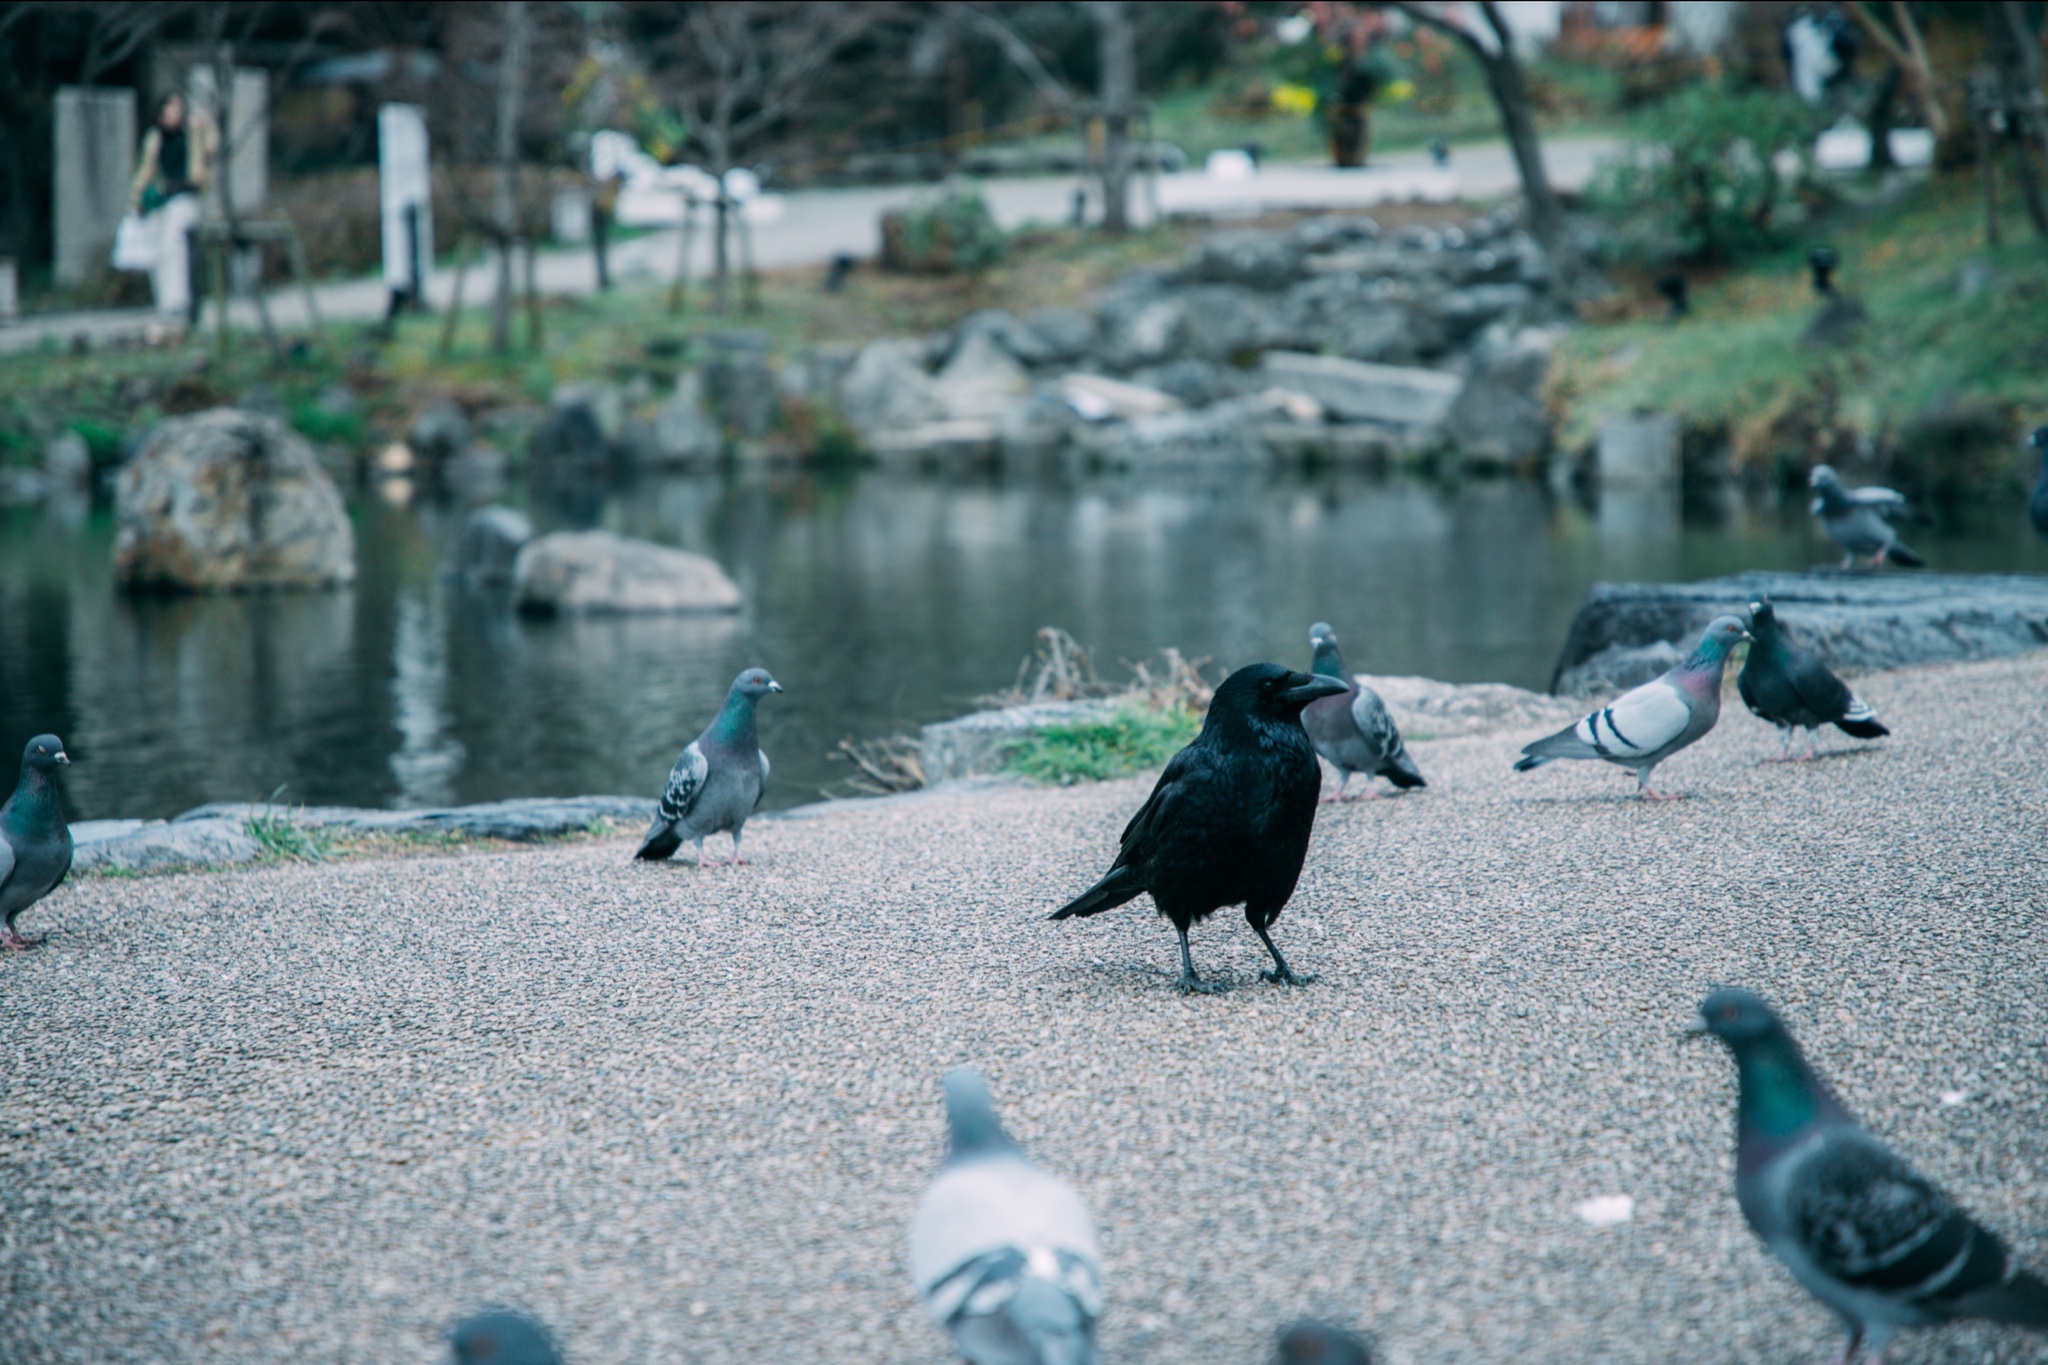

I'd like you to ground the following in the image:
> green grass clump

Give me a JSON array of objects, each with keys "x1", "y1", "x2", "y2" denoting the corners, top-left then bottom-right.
[
  {"x1": 1000, "y1": 705, "x2": 1200, "y2": 786},
  {"x1": 246, "y1": 812, "x2": 336, "y2": 863}
]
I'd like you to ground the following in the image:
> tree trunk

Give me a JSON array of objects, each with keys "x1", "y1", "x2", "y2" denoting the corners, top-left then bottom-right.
[
  {"x1": 1092, "y1": 1, "x2": 1135, "y2": 233},
  {"x1": 491, "y1": 0, "x2": 529, "y2": 354},
  {"x1": 1867, "y1": 62, "x2": 1901, "y2": 171},
  {"x1": 2000, "y1": 1, "x2": 2048, "y2": 179},
  {"x1": 1476, "y1": 43, "x2": 1569, "y2": 275},
  {"x1": 1994, "y1": 2, "x2": 2048, "y2": 238}
]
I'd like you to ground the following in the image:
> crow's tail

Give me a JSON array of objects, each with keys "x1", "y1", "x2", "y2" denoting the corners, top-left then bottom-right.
[{"x1": 1049, "y1": 865, "x2": 1145, "y2": 921}]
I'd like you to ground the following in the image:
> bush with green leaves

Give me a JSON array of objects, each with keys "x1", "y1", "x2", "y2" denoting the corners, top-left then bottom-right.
[
  {"x1": 1588, "y1": 85, "x2": 1827, "y2": 264},
  {"x1": 879, "y1": 193, "x2": 1006, "y2": 274}
]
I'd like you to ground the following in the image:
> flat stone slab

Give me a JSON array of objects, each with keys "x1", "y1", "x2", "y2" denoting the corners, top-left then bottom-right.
[
  {"x1": 69, "y1": 817, "x2": 261, "y2": 873},
  {"x1": 1357, "y1": 674, "x2": 1580, "y2": 740},
  {"x1": 175, "y1": 795, "x2": 655, "y2": 843},
  {"x1": 1258, "y1": 351, "x2": 1463, "y2": 428},
  {"x1": 1551, "y1": 570, "x2": 2048, "y2": 696}
]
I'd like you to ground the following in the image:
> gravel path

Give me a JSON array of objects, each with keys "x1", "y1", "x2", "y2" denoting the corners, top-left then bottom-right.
[{"x1": 3, "y1": 653, "x2": 2045, "y2": 1365}]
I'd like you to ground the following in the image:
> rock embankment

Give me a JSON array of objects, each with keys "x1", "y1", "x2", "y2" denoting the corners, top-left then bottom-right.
[{"x1": 1551, "y1": 570, "x2": 2048, "y2": 696}]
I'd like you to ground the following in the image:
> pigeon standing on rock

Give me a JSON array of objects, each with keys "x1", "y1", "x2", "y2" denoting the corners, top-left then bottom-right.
[
  {"x1": 1301, "y1": 623, "x2": 1424, "y2": 800},
  {"x1": 1739, "y1": 597, "x2": 1888, "y2": 761},
  {"x1": 1050, "y1": 663, "x2": 1347, "y2": 992},
  {"x1": 1809, "y1": 465, "x2": 1925, "y2": 569},
  {"x1": 908, "y1": 1067, "x2": 1103, "y2": 1365},
  {"x1": 2, "y1": 735, "x2": 73, "y2": 950},
  {"x1": 635, "y1": 668, "x2": 781, "y2": 866},
  {"x1": 449, "y1": 1310, "x2": 563, "y2": 1365},
  {"x1": 1513, "y1": 616, "x2": 1750, "y2": 800},
  {"x1": 1690, "y1": 988, "x2": 2048, "y2": 1363},
  {"x1": 2027, "y1": 426, "x2": 2048, "y2": 542}
]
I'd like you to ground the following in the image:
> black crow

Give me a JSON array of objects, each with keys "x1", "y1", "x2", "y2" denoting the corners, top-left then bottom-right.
[{"x1": 1049, "y1": 663, "x2": 1346, "y2": 993}]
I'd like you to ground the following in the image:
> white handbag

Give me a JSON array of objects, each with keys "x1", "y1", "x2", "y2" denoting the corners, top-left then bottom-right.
[{"x1": 111, "y1": 212, "x2": 157, "y2": 271}]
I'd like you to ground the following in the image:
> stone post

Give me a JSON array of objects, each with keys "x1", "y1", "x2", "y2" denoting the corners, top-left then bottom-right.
[
  {"x1": 53, "y1": 87, "x2": 136, "y2": 285},
  {"x1": 378, "y1": 104, "x2": 434, "y2": 310},
  {"x1": 1597, "y1": 412, "x2": 1679, "y2": 538}
]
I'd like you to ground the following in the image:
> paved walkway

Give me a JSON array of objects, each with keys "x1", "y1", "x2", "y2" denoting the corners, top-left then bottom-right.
[
  {"x1": 2, "y1": 651, "x2": 2042, "y2": 1363},
  {"x1": 0, "y1": 136, "x2": 1616, "y2": 356}
]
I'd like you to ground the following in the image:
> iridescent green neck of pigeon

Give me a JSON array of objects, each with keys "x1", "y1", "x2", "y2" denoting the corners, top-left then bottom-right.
[
  {"x1": 711, "y1": 687, "x2": 758, "y2": 746},
  {"x1": 6, "y1": 764, "x2": 61, "y2": 827},
  {"x1": 1310, "y1": 639, "x2": 1346, "y2": 679},
  {"x1": 1729, "y1": 1028, "x2": 1825, "y2": 1138},
  {"x1": 1683, "y1": 630, "x2": 1739, "y2": 675}
]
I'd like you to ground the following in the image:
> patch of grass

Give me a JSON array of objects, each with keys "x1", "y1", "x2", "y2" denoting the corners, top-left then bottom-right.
[
  {"x1": 245, "y1": 812, "x2": 337, "y2": 864},
  {"x1": 1550, "y1": 171, "x2": 2048, "y2": 493},
  {"x1": 288, "y1": 399, "x2": 364, "y2": 447},
  {"x1": 1001, "y1": 703, "x2": 1201, "y2": 786}
]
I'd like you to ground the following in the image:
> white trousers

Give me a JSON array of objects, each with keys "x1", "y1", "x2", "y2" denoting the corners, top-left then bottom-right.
[{"x1": 149, "y1": 194, "x2": 201, "y2": 319}]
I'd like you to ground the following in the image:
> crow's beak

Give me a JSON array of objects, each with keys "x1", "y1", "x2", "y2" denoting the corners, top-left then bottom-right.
[
  {"x1": 1284, "y1": 675, "x2": 1350, "y2": 705},
  {"x1": 53, "y1": 751, "x2": 70, "y2": 765}
]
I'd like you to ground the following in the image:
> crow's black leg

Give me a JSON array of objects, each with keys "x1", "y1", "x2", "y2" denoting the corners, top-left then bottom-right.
[
  {"x1": 1175, "y1": 924, "x2": 1226, "y2": 994},
  {"x1": 1250, "y1": 911, "x2": 1315, "y2": 986}
]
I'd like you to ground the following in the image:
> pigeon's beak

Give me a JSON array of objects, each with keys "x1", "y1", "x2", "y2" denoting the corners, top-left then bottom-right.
[
  {"x1": 1679, "y1": 1011, "x2": 1711, "y2": 1047},
  {"x1": 1283, "y1": 675, "x2": 1350, "y2": 706},
  {"x1": 767, "y1": 681, "x2": 783, "y2": 693},
  {"x1": 53, "y1": 751, "x2": 69, "y2": 765}
]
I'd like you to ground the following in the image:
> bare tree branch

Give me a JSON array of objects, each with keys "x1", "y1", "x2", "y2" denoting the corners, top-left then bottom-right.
[
  {"x1": 966, "y1": 4, "x2": 1077, "y2": 112},
  {"x1": 1845, "y1": 1, "x2": 1947, "y2": 137}
]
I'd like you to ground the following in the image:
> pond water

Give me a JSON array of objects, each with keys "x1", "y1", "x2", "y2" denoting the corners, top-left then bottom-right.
[{"x1": 5, "y1": 467, "x2": 2044, "y2": 823}]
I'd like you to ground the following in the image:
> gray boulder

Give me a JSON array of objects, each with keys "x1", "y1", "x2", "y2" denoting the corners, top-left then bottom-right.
[
  {"x1": 44, "y1": 430, "x2": 91, "y2": 487},
  {"x1": 174, "y1": 795, "x2": 653, "y2": 843},
  {"x1": 1095, "y1": 293, "x2": 1186, "y2": 371},
  {"x1": 837, "y1": 339, "x2": 948, "y2": 441},
  {"x1": 1439, "y1": 283, "x2": 1537, "y2": 342},
  {"x1": 1186, "y1": 230, "x2": 1303, "y2": 290},
  {"x1": 446, "y1": 506, "x2": 533, "y2": 587},
  {"x1": 1550, "y1": 571, "x2": 2048, "y2": 695},
  {"x1": 954, "y1": 310, "x2": 1057, "y2": 368},
  {"x1": 1278, "y1": 275, "x2": 1412, "y2": 361},
  {"x1": 703, "y1": 332, "x2": 779, "y2": 437},
  {"x1": 1175, "y1": 284, "x2": 1277, "y2": 364},
  {"x1": 1556, "y1": 640, "x2": 1684, "y2": 699},
  {"x1": 1258, "y1": 353, "x2": 1463, "y2": 431},
  {"x1": 442, "y1": 443, "x2": 507, "y2": 505},
  {"x1": 70, "y1": 817, "x2": 260, "y2": 874},
  {"x1": 1294, "y1": 215, "x2": 1380, "y2": 252},
  {"x1": 1022, "y1": 306, "x2": 1098, "y2": 364},
  {"x1": 409, "y1": 401, "x2": 471, "y2": 464},
  {"x1": 1127, "y1": 358, "x2": 1239, "y2": 407},
  {"x1": 114, "y1": 408, "x2": 356, "y2": 592},
  {"x1": 934, "y1": 332, "x2": 1031, "y2": 422},
  {"x1": 996, "y1": 388, "x2": 1076, "y2": 462},
  {"x1": 551, "y1": 381, "x2": 625, "y2": 442},
  {"x1": 530, "y1": 403, "x2": 608, "y2": 465},
  {"x1": 650, "y1": 375, "x2": 723, "y2": 466},
  {"x1": 514, "y1": 530, "x2": 742, "y2": 615},
  {"x1": 1079, "y1": 398, "x2": 1267, "y2": 469}
]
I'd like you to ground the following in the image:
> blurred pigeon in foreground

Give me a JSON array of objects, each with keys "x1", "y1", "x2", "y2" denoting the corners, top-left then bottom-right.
[
  {"x1": 1, "y1": 735, "x2": 72, "y2": 950},
  {"x1": 1302, "y1": 623, "x2": 1424, "y2": 801},
  {"x1": 1050, "y1": 663, "x2": 1347, "y2": 992},
  {"x1": 2027, "y1": 427, "x2": 2048, "y2": 542},
  {"x1": 909, "y1": 1067, "x2": 1102, "y2": 1365},
  {"x1": 1275, "y1": 1319, "x2": 1374, "y2": 1365},
  {"x1": 636, "y1": 668, "x2": 781, "y2": 866},
  {"x1": 1514, "y1": 617, "x2": 1750, "y2": 800},
  {"x1": 1809, "y1": 465, "x2": 1924, "y2": 569},
  {"x1": 1690, "y1": 988, "x2": 2048, "y2": 1363},
  {"x1": 450, "y1": 1311, "x2": 562, "y2": 1365},
  {"x1": 1739, "y1": 597, "x2": 1888, "y2": 761}
]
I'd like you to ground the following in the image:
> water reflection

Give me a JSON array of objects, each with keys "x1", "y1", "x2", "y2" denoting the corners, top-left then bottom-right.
[{"x1": 3, "y1": 467, "x2": 2043, "y2": 823}]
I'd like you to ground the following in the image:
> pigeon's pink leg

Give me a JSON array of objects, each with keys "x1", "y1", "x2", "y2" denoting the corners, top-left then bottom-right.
[
  {"x1": 1346, "y1": 783, "x2": 1381, "y2": 801},
  {"x1": 1800, "y1": 730, "x2": 1819, "y2": 762},
  {"x1": 1868, "y1": 548, "x2": 1888, "y2": 570},
  {"x1": 1764, "y1": 728, "x2": 1796, "y2": 763},
  {"x1": 1, "y1": 928, "x2": 41, "y2": 950},
  {"x1": 1320, "y1": 773, "x2": 1348, "y2": 803}
]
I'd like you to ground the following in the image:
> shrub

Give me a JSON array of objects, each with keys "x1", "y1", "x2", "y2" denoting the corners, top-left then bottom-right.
[
  {"x1": 1587, "y1": 84, "x2": 1827, "y2": 264},
  {"x1": 879, "y1": 193, "x2": 1005, "y2": 274}
]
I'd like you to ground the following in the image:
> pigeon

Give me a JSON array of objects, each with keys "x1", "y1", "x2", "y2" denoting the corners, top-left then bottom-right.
[
  {"x1": 1739, "y1": 597, "x2": 1888, "y2": 761},
  {"x1": 1513, "y1": 616, "x2": 1750, "y2": 800},
  {"x1": 1, "y1": 735, "x2": 73, "y2": 950},
  {"x1": 1301, "y1": 622, "x2": 1424, "y2": 801},
  {"x1": 908, "y1": 1067, "x2": 1102, "y2": 1365},
  {"x1": 449, "y1": 1310, "x2": 562, "y2": 1365},
  {"x1": 1275, "y1": 1319, "x2": 1375, "y2": 1365},
  {"x1": 2027, "y1": 426, "x2": 2048, "y2": 542},
  {"x1": 635, "y1": 668, "x2": 781, "y2": 866},
  {"x1": 1809, "y1": 465, "x2": 1925, "y2": 569},
  {"x1": 1690, "y1": 988, "x2": 2048, "y2": 1363},
  {"x1": 1049, "y1": 662, "x2": 1347, "y2": 992}
]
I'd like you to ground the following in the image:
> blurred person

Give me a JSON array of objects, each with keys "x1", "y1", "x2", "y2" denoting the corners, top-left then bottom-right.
[{"x1": 129, "y1": 91, "x2": 216, "y2": 330}]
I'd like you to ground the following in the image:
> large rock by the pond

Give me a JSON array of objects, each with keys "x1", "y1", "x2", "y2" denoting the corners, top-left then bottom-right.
[
  {"x1": 1259, "y1": 352, "x2": 1463, "y2": 431},
  {"x1": 530, "y1": 401, "x2": 608, "y2": 465},
  {"x1": 113, "y1": 408, "x2": 356, "y2": 592},
  {"x1": 514, "y1": 530, "x2": 742, "y2": 615},
  {"x1": 933, "y1": 332, "x2": 1030, "y2": 422},
  {"x1": 176, "y1": 795, "x2": 653, "y2": 843},
  {"x1": 408, "y1": 401, "x2": 471, "y2": 464},
  {"x1": 648, "y1": 375, "x2": 723, "y2": 466},
  {"x1": 1186, "y1": 230, "x2": 1305, "y2": 290},
  {"x1": 837, "y1": 339, "x2": 948, "y2": 441},
  {"x1": 446, "y1": 506, "x2": 533, "y2": 587},
  {"x1": 1551, "y1": 570, "x2": 2048, "y2": 696},
  {"x1": 69, "y1": 817, "x2": 260, "y2": 873}
]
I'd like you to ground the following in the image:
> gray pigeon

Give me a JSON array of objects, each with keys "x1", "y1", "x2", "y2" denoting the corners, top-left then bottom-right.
[
  {"x1": 1809, "y1": 465, "x2": 1924, "y2": 569},
  {"x1": 635, "y1": 668, "x2": 781, "y2": 866},
  {"x1": 908, "y1": 1068, "x2": 1103, "y2": 1365},
  {"x1": 2027, "y1": 426, "x2": 2048, "y2": 542},
  {"x1": 450, "y1": 1310, "x2": 562, "y2": 1365},
  {"x1": 1691, "y1": 988, "x2": 2048, "y2": 1363},
  {"x1": 1514, "y1": 616, "x2": 1750, "y2": 799},
  {"x1": 1275, "y1": 1319, "x2": 1374, "y2": 1365},
  {"x1": 2, "y1": 735, "x2": 73, "y2": 950},
  {"x1": 1301, "y1": 623, "x2": 1424, "y2": 800}
]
